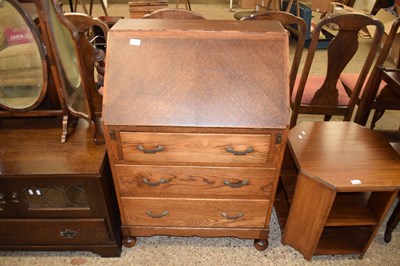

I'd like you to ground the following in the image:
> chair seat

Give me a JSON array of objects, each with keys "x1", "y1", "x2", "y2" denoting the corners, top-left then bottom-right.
[
  {"x1": 293, "y1": 75, "x2": 350, "y2": 105},
  {"x1": 340, "y1": 73, "x2": 387, "y2": 97}
]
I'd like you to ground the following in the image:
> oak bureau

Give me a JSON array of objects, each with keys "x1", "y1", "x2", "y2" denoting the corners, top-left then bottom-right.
[{"x1": 103, "y1": 19, "x2": 290, "y2": 250}]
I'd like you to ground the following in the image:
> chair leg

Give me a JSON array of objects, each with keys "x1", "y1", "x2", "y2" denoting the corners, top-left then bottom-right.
[
  {"x1": 370, "y1": 109, "x2": 385, "y2": 129},
  {"x1": 384, "y1": 197, "x2": 400, "y2": 243},
  {"x1": 323, "y1": 115, "x2": 332, "y2": 121},
  {"x1": 176, "y1": 0, "x2": 191, "y2": 10}
]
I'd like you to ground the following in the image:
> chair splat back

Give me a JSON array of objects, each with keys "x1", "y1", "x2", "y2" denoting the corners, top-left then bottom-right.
[{"x1": 291, "y1": 13, "x2": 384, "y2": 128}]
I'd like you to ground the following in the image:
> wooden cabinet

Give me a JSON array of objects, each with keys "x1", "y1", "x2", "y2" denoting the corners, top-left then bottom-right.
[
  {"x1": 103, "y1": 19, "x2": 290, "y2": 250},
  {"x1": 275, "y1": 122, "x2": 400, "y2": 260},
  {"x1": 128, "y1": 1, "x2": 168, "y2": 18},
  {"x1": 0, "y1": 119, "x2": 121, "y2": 257}
]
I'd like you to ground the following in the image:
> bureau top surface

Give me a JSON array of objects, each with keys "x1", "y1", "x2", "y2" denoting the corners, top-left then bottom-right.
[
  {"x1": 103, "y1": 19, "x2": 290, "y2": 129},
  {"x1": 288, "y1": 122, "x2": 400, "y2": 190},
  {"x1": 0, "y1": 119, "x2": 106, "y2": 176}
]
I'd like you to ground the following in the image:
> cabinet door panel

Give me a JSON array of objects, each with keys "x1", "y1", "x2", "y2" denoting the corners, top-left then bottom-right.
[{"x1": 3, "y1": 177, "x2": 104, "y2": 218}]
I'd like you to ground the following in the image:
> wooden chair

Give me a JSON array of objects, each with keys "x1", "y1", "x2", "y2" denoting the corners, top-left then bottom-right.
[
  {"x1": 385, "y1": 193, "x2": 400, "y2": 243},
  {"x1": 242, "y1": 11, "x2": 307, "y2": 97},
  {"x1": 346, "y1": 17, "x2": 400, "y2": 129},
  {"x1": 263, "y1": 0, "x2": 299, "y2": 15},
  {"x1": 64, "y1": 12, "x2": 109, "y2": 116},
  {"x1": 290, "y1": 13, "x2": 384, "y2": 128},
  {"x1": 379, "y1": 131, "x2": 400, "y2": 243},
  {"x1": 142, "y1": 8, "x2": 205, "y2": 19}
]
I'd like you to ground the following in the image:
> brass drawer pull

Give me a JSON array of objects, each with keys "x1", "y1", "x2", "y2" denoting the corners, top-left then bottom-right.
[
  {"x1": 142, "y1": 177, "x2": 169, "y2": 186},
  {"x1": 221, "y1": 212, "x2": 244, "y2": 220},
  {"x1": 136, "y1": 145, "x2": 165, "y2": 154},
  {"x1": 225, "y1": 146, "x2": 254, "y2": 155},
  {"x1": 60, "y1": 229, "x2": 77, "y2": 238},
  {"x1": 11, "y1": 192, "x2": 19, "y2": 203},
  {"x1": 146, "y1": 210, "x2": 169, "y2": 218},
  {"x1": 223, "y1": 180, "x2": 249, "y2": 188}
]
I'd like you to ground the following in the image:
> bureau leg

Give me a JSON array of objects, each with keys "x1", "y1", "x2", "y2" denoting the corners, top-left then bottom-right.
[
  {"x1": 254, "y1": 239, "x2": 269, "y2": 251},
  {"x1": 123, "y1": 236, "x2": 137, "y2": 248}
]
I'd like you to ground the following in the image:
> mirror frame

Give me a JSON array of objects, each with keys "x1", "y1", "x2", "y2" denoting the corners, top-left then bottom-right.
[{"x1": 34, "y1": 0, "x2": 99, "y2": 143}]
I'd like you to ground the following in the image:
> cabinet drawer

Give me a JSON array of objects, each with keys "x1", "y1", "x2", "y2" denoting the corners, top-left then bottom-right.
[
  {"x1": 121, "y1": 198, "x2": 269, "y2": 228},
  {"x1": 116, "y1": 165, "x2": 275, "y2": 198},
  {"x1": 120, "y1": 132, "x2": 271, "y2": 165},
  {"x1": 129, "y1": 6, "x2": 166, "y2": 12},
  {"x1": 0, "y1": 219, "x2": 110, "y2": 245}
]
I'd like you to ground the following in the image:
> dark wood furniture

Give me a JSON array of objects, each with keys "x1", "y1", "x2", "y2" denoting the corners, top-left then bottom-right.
[
  {"x1": 380, "y1": 131, "x2": 400, "y2": 243},
  {"x1": 64, "y1": 12, "x2": 109, "y2": 116},
  {"x1": 275, "y1": 121, "x2": 400, "y2": 260},
  {"x1": 0, "y1": 0, "x2": 66, "y2": 132},
  {"x1": 234, "y1": 0, "x2": 300, "y2": 21},
  {"x1": 0, "y1": 118, "x2": 121, "y2": 257},
  {"x1": 142, "y1": 8, "x2": 205, "y2": 19},
  {"x1": 128, "y1": 1, "x2": 169, "y2": 18},
  {"x1": 34, "y1": 0, "x2": 101, "y2": 143},
  {"x1": 103, "y1": 19, "x2": 290, "y2": 250},
  {"x1": 345, "y1": 17, "x2": 400, "y2": 129},
  {"x1": 290, "y1": 13, "x2": 384, "y2": 128}
]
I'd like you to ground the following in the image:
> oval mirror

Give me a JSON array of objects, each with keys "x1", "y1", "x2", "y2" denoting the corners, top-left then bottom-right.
[
  {"x1": 44, "y1": 0, "x2": 90, "y2": 117},
  {"x1": 0, "y1": 0, "x2": 47, "y2": 111}
]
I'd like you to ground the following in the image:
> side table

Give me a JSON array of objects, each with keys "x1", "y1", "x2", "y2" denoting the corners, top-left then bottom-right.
[{"x1": 275, "y1": 122, "x2": 400, "y2": 260}]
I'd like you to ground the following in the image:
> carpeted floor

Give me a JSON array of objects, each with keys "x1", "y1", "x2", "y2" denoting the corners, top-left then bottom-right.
[{"x1": 1, "y1": 2, "x2": 399, "y2": 265}]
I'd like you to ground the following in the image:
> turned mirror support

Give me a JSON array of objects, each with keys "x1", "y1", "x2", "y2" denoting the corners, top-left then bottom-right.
[
  {"x1": 35, "y1": 0, "x2": 101, "y2": 143},
  {"x1": 0, "y1": 0, "x2": 101, "y2": 143}
]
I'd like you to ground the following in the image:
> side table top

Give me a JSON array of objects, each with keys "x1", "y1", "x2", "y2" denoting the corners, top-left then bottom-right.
[
  {"x1": 0, "y1": 118, "x2": 106, "y2": 176},
  {"x1": 288, "y1": 122, "x2": 400, "y2": 191}
]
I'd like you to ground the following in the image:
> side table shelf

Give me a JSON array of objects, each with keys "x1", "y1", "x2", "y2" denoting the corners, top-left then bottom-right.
[{"x1": 275, "y1": 122, "x2": 400, "y2": 261}]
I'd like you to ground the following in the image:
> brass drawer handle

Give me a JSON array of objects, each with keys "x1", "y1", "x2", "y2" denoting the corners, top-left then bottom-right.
[
  {"x1": 146, "y1": 210, "x2": 169, "y2": 218},
  {"x1": 136, "y1": 145, "x2": 165, "y2": 154},
  {"x1": 223, "y1": 180, "x2": 249, "y2": 188},
  {"x1": 221, "y1": 212, "x2": 244, "y2": 220},
  {"x1": 11, "y1": 192, "x2": 19, "y2": 203},
  {"x1": 225, "y1": 146, "x2": 254, "y2": 155},
  {"x1": 142, "y1": 177, "x2": 169, "y2": 186},
  {"x1": 60, "y1": 229, "x2": 77, "y2": 238}
]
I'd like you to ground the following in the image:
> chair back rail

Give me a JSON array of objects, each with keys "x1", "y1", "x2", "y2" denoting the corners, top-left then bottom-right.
[{"x1": 291, "y1": 13, "x2": 384, "y2": 128}]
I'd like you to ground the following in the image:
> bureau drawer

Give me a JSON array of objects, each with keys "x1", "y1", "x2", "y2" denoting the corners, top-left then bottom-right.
[
  {"x1": 121, "y1": 198, "x2": 269, "y2": 228},
  {"x1": 0, "y1": 219, "x2": 110, "y2": 245},
  {"x1": 116, "y1": 165, "x2": 275, "y2": 198},
  {"x1": 119, "y1": 132, "x2": 271, "y2": 165}
]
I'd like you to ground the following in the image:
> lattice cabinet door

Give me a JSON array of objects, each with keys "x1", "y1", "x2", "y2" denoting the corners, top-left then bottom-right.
[{"x1": 1, "y1": 177, "x2": 105, "y2": 218}]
